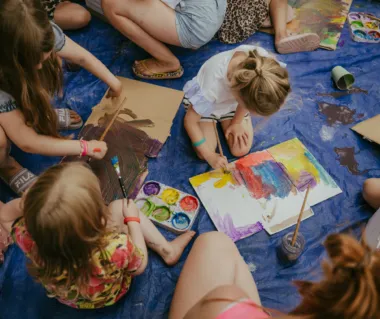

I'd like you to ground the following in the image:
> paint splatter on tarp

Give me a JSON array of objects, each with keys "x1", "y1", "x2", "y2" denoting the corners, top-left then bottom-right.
[
  {"x1": 334, "y1": 147, "x2": 369, "y2": 175},
  {"x1": 318, "y1": 102, "x2": 359, "y2": 126}
]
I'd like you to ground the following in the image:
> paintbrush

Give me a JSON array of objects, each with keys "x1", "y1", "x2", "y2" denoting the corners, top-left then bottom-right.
[
  {"x1": 213, "y1": 123, "x2": 229, "y2": 173},
  {"x1": 291, "y1": 184, "x2": 311, "y2": 246},
  {"x1": 111, "y1": 155, "x2": 128, "y2": 198},
  {"x1": 86, "y1": 97, "x2": 127, "y2": 164}
]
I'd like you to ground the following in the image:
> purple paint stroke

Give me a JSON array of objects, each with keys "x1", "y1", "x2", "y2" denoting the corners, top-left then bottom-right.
[
  {"x1": 296, "y1": 170, "x2": 317, "y2": 191},
  {"x1": 211, "y1": 211, "x2": 263, "y2": 242}
]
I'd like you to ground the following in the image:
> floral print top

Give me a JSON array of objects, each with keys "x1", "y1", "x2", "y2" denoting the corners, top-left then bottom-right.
[{"x1": 11, "y1": 217, "x2": 144, "y2": 309}]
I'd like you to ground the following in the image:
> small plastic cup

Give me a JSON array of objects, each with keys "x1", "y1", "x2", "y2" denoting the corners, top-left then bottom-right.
[
  {"x1": 278, "y1": 232, "x2": 305, "y2": 262},
  {"x1": 332, "y1": 66, "x2": 355, "y2": 90}
]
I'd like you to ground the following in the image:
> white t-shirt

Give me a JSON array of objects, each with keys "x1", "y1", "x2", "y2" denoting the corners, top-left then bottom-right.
[{"x1": 184, "y1": 45, "x2": 286, "y2": 118}]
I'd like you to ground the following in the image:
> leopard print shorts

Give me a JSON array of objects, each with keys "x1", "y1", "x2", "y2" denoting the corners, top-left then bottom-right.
[
  {"x1": 218, "y1": 0, "x2": 269, "y2": 44},
  {"x1": 41, "y1": 0, "x2": 62, "y2": 20}
]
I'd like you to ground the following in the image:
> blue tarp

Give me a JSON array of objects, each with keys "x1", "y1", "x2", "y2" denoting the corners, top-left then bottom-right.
[{"x1": 1, "y1": 0, "x2": 380, "y2": 317}]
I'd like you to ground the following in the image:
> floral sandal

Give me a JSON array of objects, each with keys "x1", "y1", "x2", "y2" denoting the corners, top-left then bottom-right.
[
  {"x1": 132, "y1": 59, "x2": 184, "y2": 80},
  {"x1": 55, "y1": 108, "x2": 83, "y2": 131},
  {"x1": 276, "y1": 33, "x2": 320, "y2": 54}
]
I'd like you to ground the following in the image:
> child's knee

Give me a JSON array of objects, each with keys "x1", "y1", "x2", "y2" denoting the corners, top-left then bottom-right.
[
  {"x1": 74, "y1": 8, "x2": 91, "y2": 28},
  {"x1": 363, "y1": 178, "x2": 380, "y2": 209},
  {"x1": 230, "y1": 144, "x2": 250, "y2": 158}
]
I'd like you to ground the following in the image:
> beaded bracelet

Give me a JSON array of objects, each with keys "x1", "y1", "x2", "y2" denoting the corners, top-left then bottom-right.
[{"x1": 79, "y1": 139, "x2": 88, "y2": 157}]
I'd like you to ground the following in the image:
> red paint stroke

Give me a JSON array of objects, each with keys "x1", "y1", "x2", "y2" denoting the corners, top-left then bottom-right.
[
  {"x1": 237, "y1": 166, "x2": 273, "y2": 199},
  {"x1": 180, "y1": 196, "x2": 198, "y2": 212},
  {"x1": 236, "y1": 151, "x2": 273, "y2": 167}
]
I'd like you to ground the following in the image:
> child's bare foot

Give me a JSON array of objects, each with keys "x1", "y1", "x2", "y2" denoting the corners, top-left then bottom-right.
[{"x1": 163, "y1": 231, "x2": 196, "y2": 266}]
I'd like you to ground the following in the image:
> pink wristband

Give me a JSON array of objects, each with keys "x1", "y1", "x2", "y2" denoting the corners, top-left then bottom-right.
[{"x1": 79, "y1": 140, "x2": 88, "y2": 157}]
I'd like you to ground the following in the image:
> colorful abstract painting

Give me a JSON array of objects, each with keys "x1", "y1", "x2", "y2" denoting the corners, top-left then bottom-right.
[
  {"x1": 260, "y1": 0, "x2": 353, "y2": 50},
  {"x1": 190, "y1": 138, "x2": 341, "y2": 241}
]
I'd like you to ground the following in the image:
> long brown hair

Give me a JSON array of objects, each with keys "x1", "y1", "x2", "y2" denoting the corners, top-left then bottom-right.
[
  {"x1": 0, "y1": 0, "x2": 63, "y2": 137},
  {"x1": 232, "y1": 50, "x2": 291, "y2": 116},
  {"x1": 23, "y1": 163, "x2": 110, "y2": 288}
]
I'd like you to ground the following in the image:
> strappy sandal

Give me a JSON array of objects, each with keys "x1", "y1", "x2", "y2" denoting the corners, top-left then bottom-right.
[
  {"x1": 132, "y1": 59, "x2": 184, "y2": 80},
  {"x1": 55, "y1": 108, "x2": 83, "y2": 131},
  {"x1": 275, "y1": 33, "x2": 320, "y2": 54},
  {"x1": 8, "y1": 168, "x2": 37, "y2": 196},
  {"x1": 0, "y1": 223, "x2": 11, "y2": 264},
  {"x1": 261, "y1": 5, "x2": 295, "y2": 28}
]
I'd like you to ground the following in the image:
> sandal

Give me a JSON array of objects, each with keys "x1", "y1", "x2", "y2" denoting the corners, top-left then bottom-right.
[
  {"x1": 0, "y1": 223, "x2": 12, "y2": 264},
  {"x1": 261, "y1": 5, "x2": 295, "y2": 28},
  {"x1": 55, "y1": 108, "x2": 83, "y2": 131},
  {"x1": 132, "y1": 59, "x2": 184, "y2": 80},
  {"x1": 275, "y1": 33, "x2": 320, "y2": 54},
  {"x1": 9, "y1": 168, "x2": 37, "y2": 196}
]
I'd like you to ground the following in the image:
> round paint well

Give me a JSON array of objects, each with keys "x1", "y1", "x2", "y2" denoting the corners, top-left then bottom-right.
[
  {"x1": 172, "y1": 213, "x2": 190, "y2": 230},
  {"x1": 143, "y1": 182, "x2": 161, "y2": 196},
  {"x1": 152, "y1": 206, "x2": 171, "y2": 222},
  {"x1": 353, "y1": 29, "x2": 369, "y2": 39},
  {"x1": 180, "y1": 196, "x2": 199, "y2": 212},
  {"x1": 135, "y1": 199, "x2": 154, "y2": 216},
  {"x1": 351, "y1": 20, "x2": 364, "y2": 28},
  {"x1": 365, "y1": 21, "x2": 378, "y2": 30},
  {"x1": 368, "y1": 30, "x2": 380, "y2": 39},
  {"x1": 349, "y1": 13, "x2": 360, "y2": 20},
  {"x1": 161, "y1": 188, "x2": 180, "y2": 205}
]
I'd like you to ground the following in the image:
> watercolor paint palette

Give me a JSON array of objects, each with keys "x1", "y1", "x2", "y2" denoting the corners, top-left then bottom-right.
[
  {"x1": 348, "y1": 12, "x2": 380, "y2": 43},
  {"x1": 135, "y1": 181, "x2": 200, "y2": 234}
]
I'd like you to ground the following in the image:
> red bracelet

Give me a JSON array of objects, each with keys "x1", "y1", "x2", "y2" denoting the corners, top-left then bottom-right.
[
  {"x1": 124, "y1": 217, "x2": 140, "y2": 224},
  {"x1": 79, "y1": 139, "x2": 88, "y2": 157}
]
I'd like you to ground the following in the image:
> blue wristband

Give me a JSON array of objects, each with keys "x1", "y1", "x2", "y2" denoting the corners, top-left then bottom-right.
[{"x1": 193, "y1": 138, "x2": 206, "y2": 147}]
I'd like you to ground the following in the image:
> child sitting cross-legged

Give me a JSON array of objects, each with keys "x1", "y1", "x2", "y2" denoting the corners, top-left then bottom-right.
[
  {"x1": 1, "y1": 162, "x2": 195, "y2": 308},
  {"x1": 183, "y1": 45, "x2": 291, "y2": 169}
]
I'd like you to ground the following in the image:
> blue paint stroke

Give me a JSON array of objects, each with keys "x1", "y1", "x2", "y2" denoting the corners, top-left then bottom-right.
[
  {"x1": 211, "y1": 211, "x2": 263, "y2": 242},
  {"x1": 251, "y1": 161, "x2": 294, "y2": 199},
  {"x1": 304, "y1": 151, "x2": 338, "y2": 187}
]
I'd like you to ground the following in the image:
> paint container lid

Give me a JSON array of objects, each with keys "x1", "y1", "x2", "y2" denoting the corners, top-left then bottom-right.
[
  {"x1": 365, "y1": 208, "x2": 380, "y2": 250},
  {"x1": 332, "y1": 66, "x2": 355, "y2": 90}
]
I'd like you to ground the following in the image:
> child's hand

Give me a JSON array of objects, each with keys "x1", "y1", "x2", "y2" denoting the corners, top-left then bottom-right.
[
  {"x1": 106, "y1": 80, "x2": 122, "y2": 98},
  {"x1": 122, "y1": 199, "x2": 140, "y2": 218},
  {"x1": 208, "y1": 153, "x2": 228, "y2": 170},
  {"x1": 225, "y1": 123, "x2": 249, "y2": 148},
  {"x1": 87, "y1": 141, "x2": 108, "y2": 159}
]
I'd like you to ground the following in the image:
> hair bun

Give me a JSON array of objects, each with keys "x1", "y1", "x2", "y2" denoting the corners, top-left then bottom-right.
[{"x1": 255, "y1": 68, "x2": 263, "y2": 77}]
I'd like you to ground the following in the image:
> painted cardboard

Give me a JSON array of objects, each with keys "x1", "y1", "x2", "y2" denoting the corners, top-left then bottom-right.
[
  {"x1": 63, "y1": 77, "x2": 184, "y2": 204},
  {"x1": 351, "y1": 115, "x2": 380, "y2": 145}
]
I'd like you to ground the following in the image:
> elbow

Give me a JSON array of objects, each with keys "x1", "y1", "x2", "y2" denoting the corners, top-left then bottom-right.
[{"x1": 133, "y1": 258, "x2": 148, "y2": 276}]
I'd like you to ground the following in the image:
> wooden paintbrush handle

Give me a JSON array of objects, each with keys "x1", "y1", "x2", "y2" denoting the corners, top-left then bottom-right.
[
  {"x1": 214, "y1": 122, "x2": 224, "y2": 158},
  {"x1": 99, "y1": 97, "x2": 127, "y2": 142},
  {"x1": 291, "y1": 184, "x2": 311, "y2": 246}
]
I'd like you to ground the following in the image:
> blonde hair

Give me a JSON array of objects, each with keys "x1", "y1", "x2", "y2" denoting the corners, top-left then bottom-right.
[
  {"x1": 232, "y1": 50, "x2": 291, "y2": 116},
  {"x1": 23, "y1": 162, "x2": 110, "y2": 288}
]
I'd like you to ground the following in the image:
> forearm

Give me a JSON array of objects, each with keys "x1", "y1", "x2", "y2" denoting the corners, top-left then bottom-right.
[
  {"x1": 231, "y1": 104, "x2": 247, "y2": 125},
  {"x1": 184, "y1": 113, "x2": 214, "y2": 161},
  {"x1": 128, "y1": 222, "x2": 148, "y2": 273},
  {"x1": 15, "y1": 133, "x2": 81, "y2": 156},
  {"x1": 59, "y1": 37, "x2": 120, "y2": 90}
]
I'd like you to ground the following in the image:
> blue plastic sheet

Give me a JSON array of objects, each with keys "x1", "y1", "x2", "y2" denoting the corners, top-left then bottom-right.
[{"x1": 1, "y1": 0, "x2": 380, "y2": 317}]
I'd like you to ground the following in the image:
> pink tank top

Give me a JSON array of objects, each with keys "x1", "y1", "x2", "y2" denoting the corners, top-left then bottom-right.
[{"x1": 216, "y1": 300, "x2": 270, "y2": 319}]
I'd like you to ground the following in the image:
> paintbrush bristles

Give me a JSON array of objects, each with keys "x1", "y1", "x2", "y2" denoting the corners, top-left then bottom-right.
[
  {"x1": 291, "y1": 184, "x2": 311, "y2": 247},
  {"x1": 99, "y1": 97, "x2": 127, "y2": 142}
]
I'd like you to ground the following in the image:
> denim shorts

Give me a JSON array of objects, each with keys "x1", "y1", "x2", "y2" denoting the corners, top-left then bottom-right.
[{"x1": 175, "y1": 0, "x2": 227, "y2": 49}]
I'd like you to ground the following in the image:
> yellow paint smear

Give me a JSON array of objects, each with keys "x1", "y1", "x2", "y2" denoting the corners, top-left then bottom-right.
[
  {"x1": 190, "y1": 171, "x2": 236, "y2": 188},
  {"x1": 161, "y1": 188, "x2": 180, "y2": 205}
]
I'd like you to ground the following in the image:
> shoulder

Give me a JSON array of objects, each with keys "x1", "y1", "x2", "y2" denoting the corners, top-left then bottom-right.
[
  {"x1": 50, "y1": 21, "x2": 66, "y2": 52},
  {"x1": 0, "y1": 90, "x2": 17, "y2": 113}
]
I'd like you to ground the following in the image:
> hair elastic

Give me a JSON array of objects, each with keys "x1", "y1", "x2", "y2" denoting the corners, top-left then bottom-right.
[
  {"x1": 193, "y1": 138, "x2": 206, "y2": 147},
  {"x1": 79, "y1": 139, "x2": 88, "y2": 157},
  {"x1": 124, "y1": 217, "x2": 141, "y2": 224}
]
